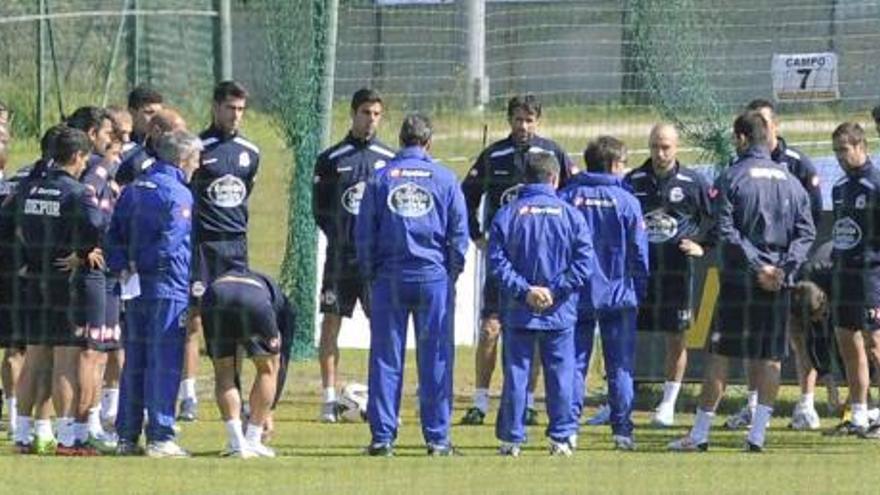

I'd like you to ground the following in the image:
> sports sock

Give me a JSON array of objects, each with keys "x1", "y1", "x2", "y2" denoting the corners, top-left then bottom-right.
[
  {"x1": 747, "y1": 390, "x2": 758, "y2": 412},
  {"x1": 526, "y1": 392, "x2": 535, "y2": 410},
  {"x1": 73, "y1": 422, "x2": 89, "y2": 443},
  {"x1": 5, "y1": 397, "x2": 17, "y2": 433},
  {"x1": 88, "y1": 407, "x2": 104, "y2": 437},
  {"x1": 224, "y1": 419, "x2": 245, "y2": 450},
  {"x1": 660, "y1": 381, "x2": 681, "y2": 409},
  {"x1": 56, "y1": 417, "x2": 75, "y2": 447},
  {"x1": 798, "y1": 392, "x2": 815, "y2": 411},
  {"x1": 245, "y1": 423, "x2": 263, "y2": 445},
  {"x1": 323, "y1": 387, "x2": 337, "y2": 403},
  {"x1": 15, "y1": 416, "x2": 32, "y2": 444},
  {"x1": 691, "y1": 408, "x2": 715, "y2": 443},
  {"x1": 747, "y1": 404, "x2": 773, "y2": 447},
  {"x1": 34, "y1": 419, "x2": 54, "y2": 441},
  {"x1": 179, "y1": 378, "x2": 197, "y2": 402},
  {"x1": 473, "y1": 388, "x2": 489, "y2": 414},
  {"x1": 851, "y1": 402, "x2": 869, "y2": 427},
  {"x1": 101, "y1": 388, "x2": 119, "y2": 420}
]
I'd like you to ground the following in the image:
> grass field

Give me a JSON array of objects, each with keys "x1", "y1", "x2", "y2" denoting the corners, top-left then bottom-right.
[{"x1": 1, "y1": 348, "x2": 879, "y2": 494}]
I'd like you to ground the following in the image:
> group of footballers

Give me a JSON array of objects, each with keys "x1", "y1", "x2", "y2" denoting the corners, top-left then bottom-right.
[
  {"x1": 2, "y1": 80, "x2": 880, "y2": 458},
  {"x1": 0, "y1": 81, "x2": 293, "y2": 458},
  {"x1": 316, "y1": 88, "x2": 880, "y2": 456}
]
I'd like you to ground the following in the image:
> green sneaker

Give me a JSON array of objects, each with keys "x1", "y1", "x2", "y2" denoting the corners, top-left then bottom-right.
[
  {"x1": 87, "y1": 434, "x2": 118, "y2": 454},
  {"x1": 33, "y1": 437, "x2": 57, "y2": 456},
  {"x1": 460, "y1": 407, "x2": 486, "y2": 425},
  {"x1": 525, "y1": 407, "x2": 539, "y2": 426}
]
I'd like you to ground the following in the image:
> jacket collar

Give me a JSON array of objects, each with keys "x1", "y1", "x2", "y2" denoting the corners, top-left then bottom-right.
[
  {"x1": 518, "y1": 183, "x2": 557, "y2": 198},
  {"x1": 570, "y1": 171, "x2": 624, "y2": 187},
  {"x1": 345, "y1": 131, "x2": 377, "y2": 148},
  {"x1": 845, "y1": 157, "x2": 874, "y2": 179},
  {"x1": 204, "y1": 125, "x2": 237, "y2": 142},
  {"x1": 738, "y1": 145, "x2": 772, "y2": 162},
  {"x1": 770, "y1": 136, "x2": 788, "y2": 162},
  {"x1": 395, "y1": 146, "x2": 431, "y2": 162},
  {"x1": 149, "y1": 160, "x2": 186, "y2": 184}
]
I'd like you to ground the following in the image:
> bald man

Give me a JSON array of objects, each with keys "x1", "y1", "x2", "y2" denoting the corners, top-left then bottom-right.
[{"x1": 623, "y1": 124, "x2": 713, "y2": 427}]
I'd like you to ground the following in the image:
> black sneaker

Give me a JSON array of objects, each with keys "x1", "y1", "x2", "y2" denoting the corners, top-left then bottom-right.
[
  {"x1": 427, "y1": 443, "x2": 460, "y2": 457},
  {"x1": 859, "y1": 422, "x2": 880, "y2": 440},
  {"x1": 823, "y1": 420, "x2": 866, "y2": 437},
  {"x1": 460, "y1": 407, "x2": 485, "y2": 425},
  {"x1": 365, "y1": 442, "x2": 394, "y2": 457},
  {"x1": 525, "y1": 407, "x2": 539, "y2": 426},
  {"x1": 744, "y1": 441, "x2": 763, "y2": 453}
]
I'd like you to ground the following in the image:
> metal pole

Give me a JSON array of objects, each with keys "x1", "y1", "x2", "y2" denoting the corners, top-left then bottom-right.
[
  {"x1": 102, "y1": 0, "x2": 130, "y2": 106},
  {"x1": 463, "y1": 0, "x2": 487, "y2": 111},
  {"x1": 214, "y1": 0, "x2": 233, "y2": 81},
  {"x1": 37, "y1": 0, "x2": 47, "y2": 134},
  {"x1": 319, "y1": 0, "x2": 339, "y2": 149}
]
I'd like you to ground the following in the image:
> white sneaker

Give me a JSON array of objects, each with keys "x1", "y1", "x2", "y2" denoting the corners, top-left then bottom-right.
[
  {"x1": 498, "y1": 442, "x2": 521, "y2": 457},
  {"x1": 146, "y1": 440, "x2": 190, "y2": 458},
  {"x1": 568, "y1": 434, "x2": 578, "y2": 450},
  {"x1": 790, "y1": 406, "x2": 821, "y2": 431},
  {"x1": 320, "y1": 401, "x2": 341, "y2": 423},
  {"x1": 220, "y1": 444, "x2": 257, "y2": 459},
  {"x1": 667, "y1": 435, "x2": 708, "y2": 452},
  {"x1": 868, "y1": 408, "x2": 880, "y2": 423},
  {"x1": 548, "y1": 439, "x2": 573, "y2": 457},
  {"x1": 247, "y1": 441, "x2": 276, "y2": 458},
  {"x1": 724, "y1": 405, "x2": 752, "y2": 430},
  {"x1": 651, "y1": 405, "x2": 675, "y2": 427},
  {"x1": 585, "y1": 404, "x2": 611, "y2": 426},
  {"x1": 612, "y1": 435, "x2": 636, "y2": 451}
]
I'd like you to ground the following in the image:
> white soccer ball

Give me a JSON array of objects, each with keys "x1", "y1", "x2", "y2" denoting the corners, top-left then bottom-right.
[{"x1": 339, "y1": 383, "x2": 368, "y2": 423}]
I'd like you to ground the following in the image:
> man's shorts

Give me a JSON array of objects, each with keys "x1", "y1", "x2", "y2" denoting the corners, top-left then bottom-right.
[
  {"x1": 96, "y1": 274, "x2": 123, "y2": 352},
  {"x1": 709, "y1": 279, "x2": 790, "y2": 360},
  {"x1": 72, "y1": 269, "x2": 121, "y2": 351},
  {"x1": 190, "y1": 232, "x2": 248, "y2": 303},
  {"x1": 480, "y1": 275, "x2": 501, "y2": 319},
  {"x1": 0, "y1": 274, "x2": 26, "y2": 350},
  {"x1": 319, "y1": 254, "x2": 370, "y2": 318},
  {"x1": 831, "y1": 268, "x2": 880, "y2": 332},
  {"x1": 202, "y1": 280, "x2": 281, "y2": 360},
  {"x1": 637, "y1": 269, "x2": 694, "y2": 333},
  {"x1": 24, "y1": 275, "x2": 85, "y2": 348}
]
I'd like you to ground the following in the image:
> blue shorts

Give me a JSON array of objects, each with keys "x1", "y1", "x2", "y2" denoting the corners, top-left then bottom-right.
[
  {"x1": 710, "y1": 280, "x2": 790, "y2": 360},
  {"x1": 831, "y1": 267, "x2": 880, "y2": 331},
  {"x1": 202, "y1": 280, "x2": 281, "y2": 359}
]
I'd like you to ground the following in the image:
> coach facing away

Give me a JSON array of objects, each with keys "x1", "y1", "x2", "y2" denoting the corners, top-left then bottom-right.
[
  {"x1": 669, "y1": 111, "x2": 815, "y2": 453},
  {"x1": 489, "y1": 152, "x2": 594, "y2": 457},
  {"x1": 355, "y1": 113, "x2": 468, "y2": 457}
]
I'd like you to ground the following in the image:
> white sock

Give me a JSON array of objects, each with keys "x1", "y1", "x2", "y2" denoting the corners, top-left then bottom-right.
[
  {"x1": 15, "y1": 416, "x2": 32, "y2": 444},
  {"x1": 245, "y1": 423, "x2": 263, "y2": 445},
  {"x1": 323, "y1": 387, "x2": 336, "y2": 403},
  {"x1": 88, "y1": 407, "x2": 104, "y2": 436},
  {"x1": 526, "y1": 392, "x2": 535, "y2": 410},
  {"x1": 473, "y1": 388, "x2": 490, "y2": 413},
  {"x1": 747, "y1": 404, "x2": 773, "y2": 447},
  {"x1": 691, "y1": 408, "x2": 715, "y2": 443},
  {"x1": 852, "y1": 402, "x2": 869, "y2": 427},
  {"x1": 799, "y1": 393, "x2": 815, "y2": 410},
  {"x1": 5, "y1": 397, "x2": 17, "y2": 433},
  {"x1": 56, "y1": 417, "x2": 75, "y2": 447},
  {"x1": 660, "y1": 381, "x2": 682, "y2": 408},
  {"x1": 179, "y1": 378, "x2": 197, "y2": 402},
  {"x1": 74, "y1": 421, "x2": 89, "y2": 443},
  {"x1": 747, "y1": 390, "x2": 758, "y2": 411},
  {"x1": 34, "y1": 419, "x2": 54, "y2": 440},
  {"x1": 225, "y1": 419, "x2": 246, "y2": 450},
  {"x1": 101, "y1": 389, "x2": 119, "y2": 420}
]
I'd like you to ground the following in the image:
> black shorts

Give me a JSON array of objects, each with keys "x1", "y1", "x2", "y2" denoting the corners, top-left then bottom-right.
[
  {"x1": 72, "y1": 269, "x2": 109, "y2": 351},
  {"x1": 637, "y1": 270, "x2": 694, "y2": 333},
  {"x1": 97, "y1": 275, "x2": 123, "y2": 352},
  {"x1": 0, "y1": 274, "x2": 26, "y2": 350},
  {"x1": 202, "y1": 281, "x2": 281, "y2": 359},
  {"x1": 24, "y1": 276, "x2": 85, "y2": 348},
  {"x1": 480, "y1": 275, "x2": 501, "y2": 318},
  {"x1": 320, "y1": 255, "x2": 370, "y2": 318},
  {"x1": 831, "y1": 268, "x2": 880, "y2": 331},
  {"x1": 709, "y1": 280, "x2": 790, "y2": 360},
  {"x1": 190, "y1": 233, "x2": 249, "y2": 303}
]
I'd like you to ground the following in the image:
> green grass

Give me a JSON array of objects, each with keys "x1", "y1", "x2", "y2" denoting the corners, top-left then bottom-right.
[{"x1": 1, "y1": 347, "x2": 879, "y2": 494}]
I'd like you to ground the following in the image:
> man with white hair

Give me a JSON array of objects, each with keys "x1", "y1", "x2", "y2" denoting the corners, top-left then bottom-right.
[{"x1": 107, "y1": 130, "x2": 201, "y2": 457}]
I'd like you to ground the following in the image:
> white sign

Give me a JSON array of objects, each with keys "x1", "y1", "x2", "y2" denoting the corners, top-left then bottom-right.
[{"x1": 772, "y1": 52, "x2": 839, "y2": 102}]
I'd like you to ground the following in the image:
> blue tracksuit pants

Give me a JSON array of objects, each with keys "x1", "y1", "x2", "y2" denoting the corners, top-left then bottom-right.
[
  {"x1": 367, "y1": 277, "x2": 454, "y2": 446},
  {"x1": 572, "y1": 307, "x2": 637, "y2": 437},
  {"x1": 116, "y1": 297, "x2": 187, "y2": 443},
  {"x1": 496, "y1": 326, "x2": 576, "y2": 444}
]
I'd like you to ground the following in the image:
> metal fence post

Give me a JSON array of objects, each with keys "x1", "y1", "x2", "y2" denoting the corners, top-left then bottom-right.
[{"x1": 214, "y1": 0, "x2": 233, "y2": 82}]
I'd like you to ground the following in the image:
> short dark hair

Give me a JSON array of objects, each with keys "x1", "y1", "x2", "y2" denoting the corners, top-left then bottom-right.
[
  {"x1": 584, "y1": 136, "x2": 627, "y2": 173},
  {"x1": 51, "y1": 127, "x2": 91, "y2": 165},
  {"x1": 524, "y1": 151, "x2": 560, "y2": 184},
  {"x1": 66, "y1": 106, "x2": 111, "y2": 135},
  {"x1": 745, "y1": 98, "x2": 775, "y2": 113},
  {"x1": 871, "y1": 104, "x2": 880, "y2": 124},
  {"x1": 127, "y1": 85, "x2": 164, "y2": 111},
  {"x1": 733, "y1": 111, "x2": 770, "y2": 148},
  {"x1": 399, "y1": 113, "x2": 432, "y2": 147},
  {"x1": 507, "y1": 94, "x2": 542, "y2": 120},
  {"x1": 351, "y1": 88, "x2": 383, "y2": 112},
  {"x1": 213, "y1": 80, "x2": 249, "y2": 104},
  {"x1": 832, "y1": 122, "x2": 867, "y2": 147},
  {"x1": 40, "y1": 124, "x2": 67, "y2": 159}
]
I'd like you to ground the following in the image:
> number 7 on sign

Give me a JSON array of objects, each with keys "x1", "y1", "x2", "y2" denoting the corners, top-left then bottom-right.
[{"x1": 796, "y1": 68, "x2": 812, "y2": 90}]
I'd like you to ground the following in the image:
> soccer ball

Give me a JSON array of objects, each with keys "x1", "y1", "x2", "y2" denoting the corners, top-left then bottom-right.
[{"x1": 339, "y1": 383, "x2": 368, "y2": 423}]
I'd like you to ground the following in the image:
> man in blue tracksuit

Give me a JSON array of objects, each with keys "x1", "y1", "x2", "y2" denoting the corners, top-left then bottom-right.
[
  {"x1": 560, "y1": 136, "x2": 649, "y2": 451},
  {"x1": 490, "y1": 152, "x2": 593, "y2": 457},
  {"x1": 669, "y1": 111, "x2": 814, "y2": 453},
  {"x1": 107, "y1": 130, "x2": 202, "y2": 457},
  {"x1": 355, "y1": 113, "x2": 468, "y2": 457}
]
